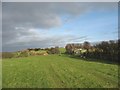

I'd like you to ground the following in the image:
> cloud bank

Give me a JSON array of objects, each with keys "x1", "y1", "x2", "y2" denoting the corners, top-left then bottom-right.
[{"x1": 2, "y1": 2, "x2": 117, "y2": 51}]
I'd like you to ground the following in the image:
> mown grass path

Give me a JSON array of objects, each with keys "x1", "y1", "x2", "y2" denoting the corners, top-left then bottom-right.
[{"x1": 2, "y1": 55, "x2": 118, "y2": 88}]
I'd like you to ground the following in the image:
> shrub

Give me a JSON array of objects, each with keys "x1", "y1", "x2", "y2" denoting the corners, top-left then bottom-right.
[
  {"x1": 18, "y1": 51, "x2": 28, "y2": 57},
  {"x1": 47, "y1": 47, "x2": 60, "y2": 54},
  {"x1": 2, "y1": 52, "x2": 14, "y2": 58}
]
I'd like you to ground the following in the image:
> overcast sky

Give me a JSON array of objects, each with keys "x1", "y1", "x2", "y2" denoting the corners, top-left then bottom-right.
[{"x1": 2, "y1": 2, "x2": 118, "y2": 52}]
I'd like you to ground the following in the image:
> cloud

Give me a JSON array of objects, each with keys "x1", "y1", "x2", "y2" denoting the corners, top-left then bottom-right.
[
  {"x1": 3, "y1": 29, "x2": 88, "y2": 52},
  {"x1": 2, "y1": 2, "x2": 117, "y2": 51},
  {"x1": 3, "y1": 2, "x2": 117, "y2": 28}
]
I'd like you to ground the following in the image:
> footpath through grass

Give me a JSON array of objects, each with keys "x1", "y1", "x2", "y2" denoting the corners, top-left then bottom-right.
[{"x1": 2, "y1": 54, "x2": 118, "y2": 88}]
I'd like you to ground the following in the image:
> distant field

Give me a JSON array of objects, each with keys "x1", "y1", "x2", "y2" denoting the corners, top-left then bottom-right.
[
  {"x1": 2, "y1": 54, "x2": 118, "y2": 88},
  {"x1": 59, "y1": 47, "x2": 66, "y2": 53}
]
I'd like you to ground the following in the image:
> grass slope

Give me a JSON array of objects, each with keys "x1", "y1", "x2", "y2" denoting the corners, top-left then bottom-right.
[{"x1": 2, "y1": 54, "x2": 118, "y2": 88}]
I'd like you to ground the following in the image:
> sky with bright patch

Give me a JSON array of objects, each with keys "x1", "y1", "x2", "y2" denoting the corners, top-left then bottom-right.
[{"x1": 2, "y1": 2, "x2": 118, "y2": 52}]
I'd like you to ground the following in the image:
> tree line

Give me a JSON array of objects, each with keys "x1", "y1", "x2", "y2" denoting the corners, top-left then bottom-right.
[
  {"x1": 65, "y1": 39, "x2": 119, "y2": 62},
  {"x1": 2, "y1": 39, "x2": 119, "y2": 62},
  {"x1": 2, "y1": 46, "x2": 60, "y2": 58}
]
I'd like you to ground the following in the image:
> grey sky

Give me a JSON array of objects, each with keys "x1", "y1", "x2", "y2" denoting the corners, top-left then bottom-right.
[{"x1": 2, "y1": 2, "x2": 118, "y2": 52}]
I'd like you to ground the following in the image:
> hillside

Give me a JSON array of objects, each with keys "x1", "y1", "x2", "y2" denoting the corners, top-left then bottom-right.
[{"x1": 3, "y1": 54, "x2": 118, "y2": 88}]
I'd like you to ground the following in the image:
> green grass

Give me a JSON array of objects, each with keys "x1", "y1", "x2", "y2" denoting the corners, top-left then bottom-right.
[
  {"x1": 2, "y1": 54, "x2": 118, "y2": 88},
  {"x1": 59, "y1": 47, "x2": 66, "y2": 53},
  {"x1": 0, "y1": 59, "x2": 2, "y2": 89}
]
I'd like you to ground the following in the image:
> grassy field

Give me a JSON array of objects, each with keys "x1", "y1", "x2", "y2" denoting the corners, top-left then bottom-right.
[
  {"x1": 2, "y1": 54, "x2": 118, "y2": 88},
  {"x1": 0, "y1": 59, "x2": 2, "y2": 89},
  {"x1": 59, "y1": 47, "x2": 66, "y2": 53}
]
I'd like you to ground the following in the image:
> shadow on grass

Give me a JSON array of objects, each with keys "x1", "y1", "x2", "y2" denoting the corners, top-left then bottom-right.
[{"x1": 62, "y1": 53, "x2": 118, "y2": 65}]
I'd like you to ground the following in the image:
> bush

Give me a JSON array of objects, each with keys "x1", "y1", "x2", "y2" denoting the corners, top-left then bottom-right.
[
  {"x1": 65, "y1": 40, "x2": 118, "y2": 62},
  {"x1": 47, "y1": 47, "x2": 60, "y2": 54},
  {"x1": 17, "y1": 51, "x2": 28, "y2": 57},
  {"x1": 29, "y1": 51, "x2": 48, "y2": 56},
  {"x1": 2, "y1": 52, "x2": 14, "y2": 58}
]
